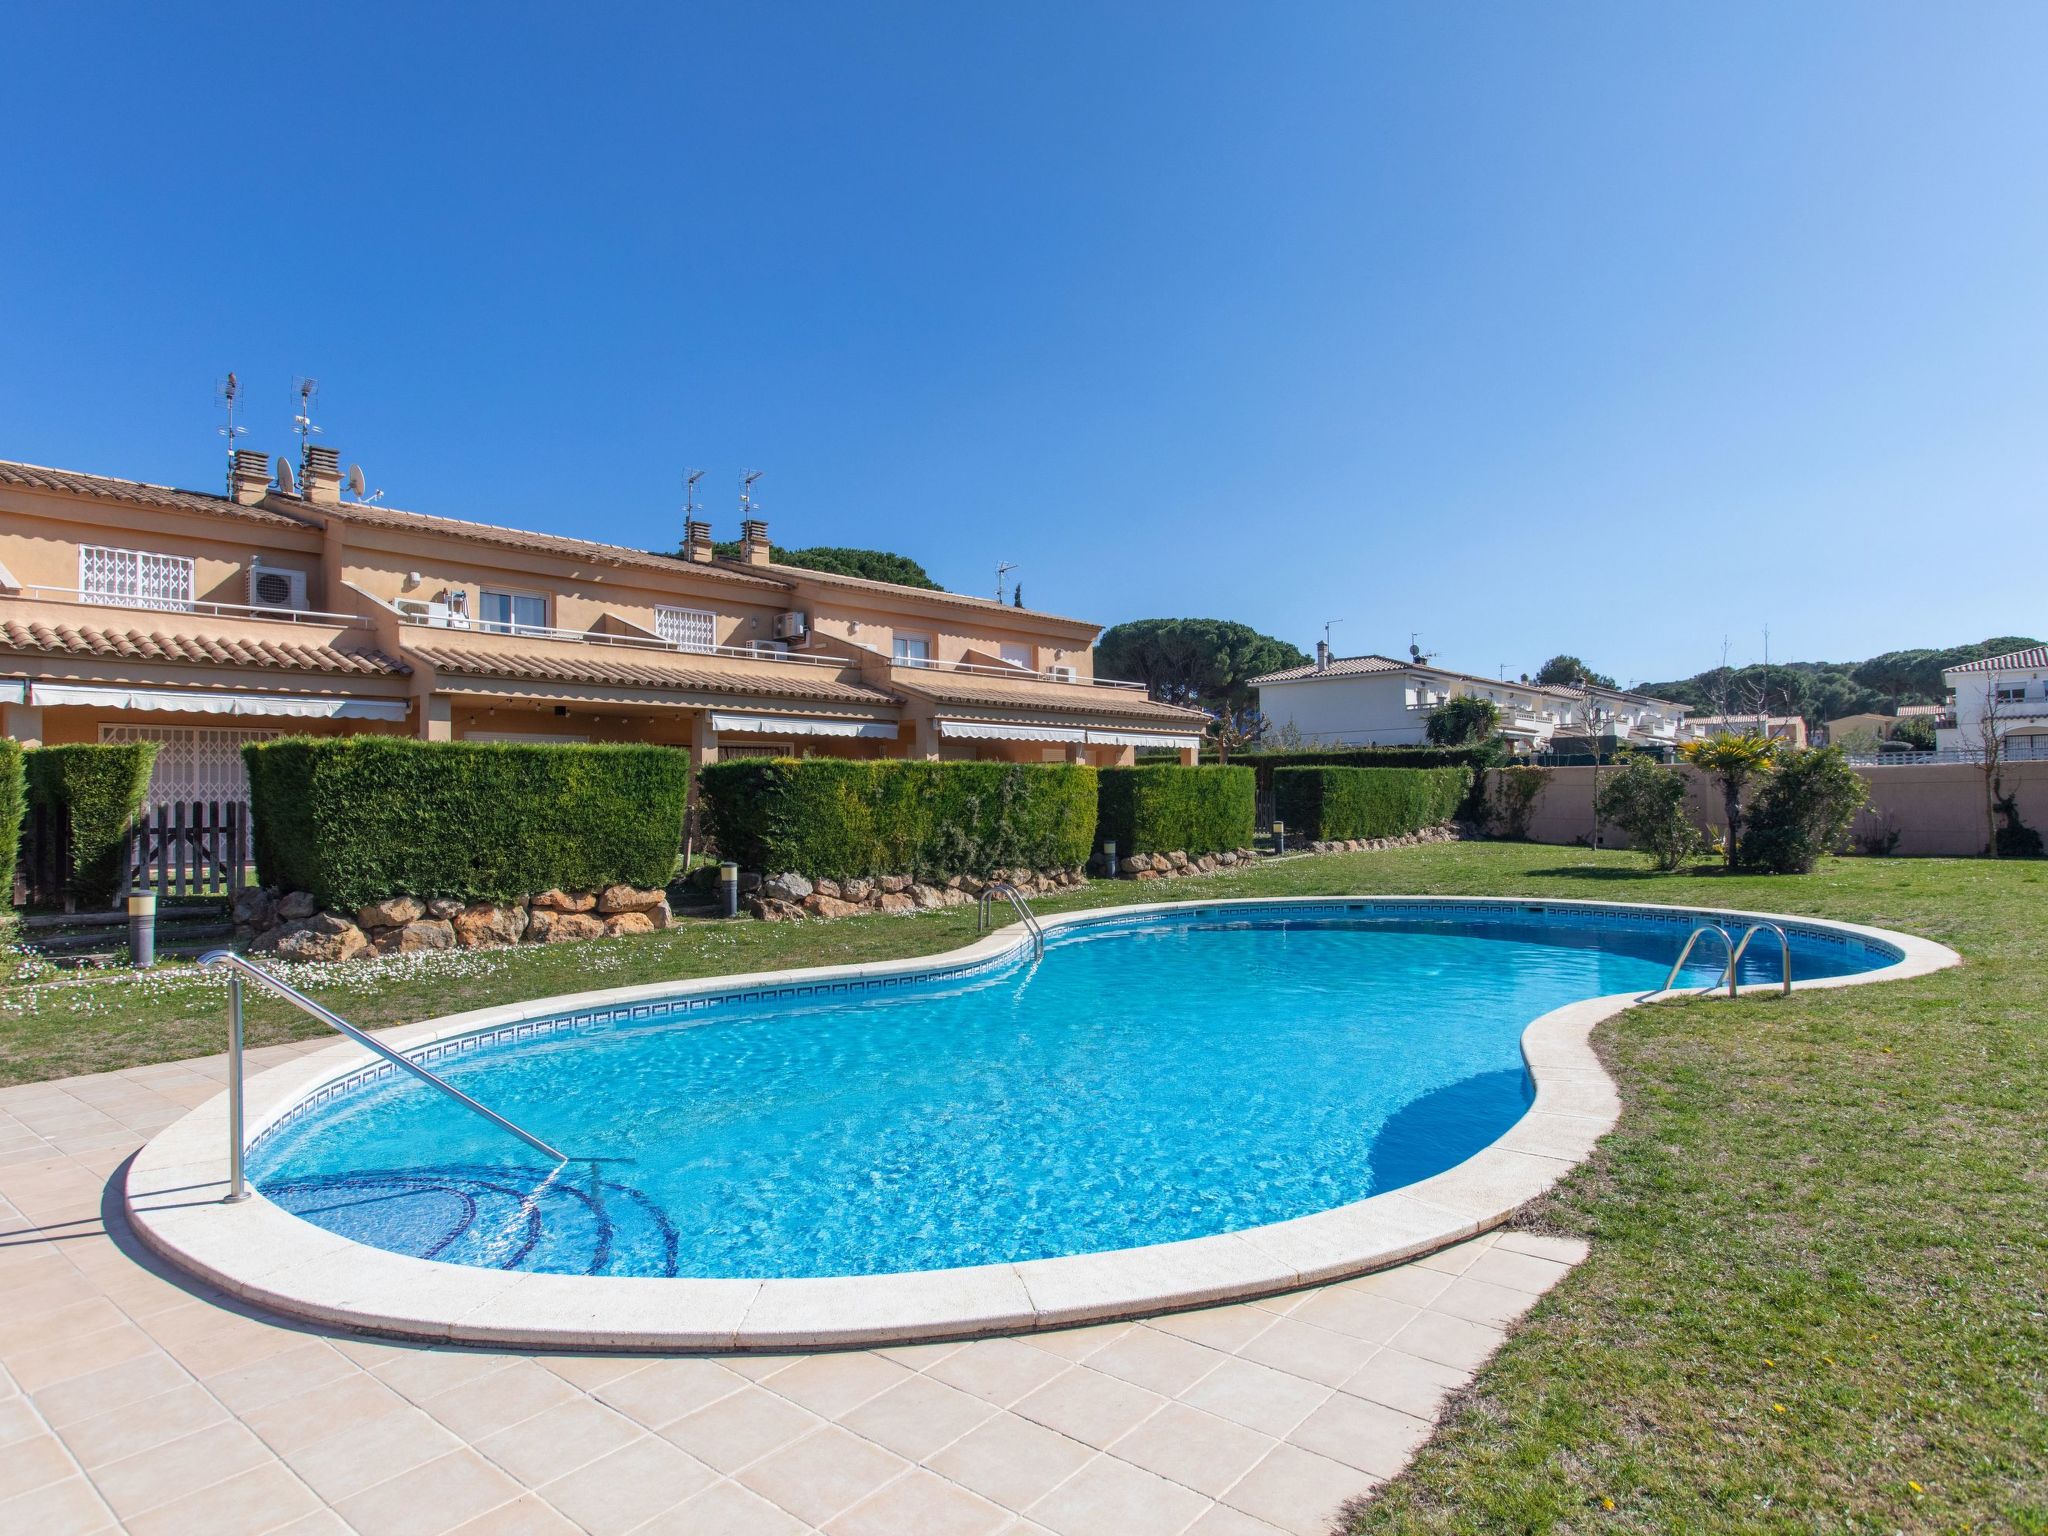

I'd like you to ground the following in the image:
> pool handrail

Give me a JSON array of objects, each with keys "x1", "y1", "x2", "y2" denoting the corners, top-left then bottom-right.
[
  {"x1": 198, "y1": 949, "x2": 569, "y2": 1203},
  {"x1": 975, "y1": 882, "x2": 1045, "y2": 959},
  {"x1": 1662, "y1": 922, "x2": 1736, "y2": 996},
  {"x1": 1729, "y1": 922, "x2": 1793, "y2": 996}
]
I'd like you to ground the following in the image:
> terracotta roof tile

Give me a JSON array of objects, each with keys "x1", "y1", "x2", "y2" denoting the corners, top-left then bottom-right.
[
  {"x1": 407, "y1": 642, "x2": 896, "y2": 706},
  {"x1": 889, "y1": 667, "x2": 1208, "y2": 724},
  {"x1": 748, "y1": 560, "x2": 1101, "y2": 632},
  {"x1": 0, "y1": 460, "x2": 310, "y2": 529},
  {"x1": 1252, "y1": 654, "x2": 1407, "y2": 684},
  {"x1": 1947, "y1": 645, "x2": 2048, "y2": 673},
  {"x1": 0, "y1": 618, "x2": 405, "y2": 675}
]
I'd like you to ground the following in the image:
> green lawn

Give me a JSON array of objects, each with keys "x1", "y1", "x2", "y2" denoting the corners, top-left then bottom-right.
[{"x1": 4, "y1": 843, "x2": 2042, "y2": 1530}]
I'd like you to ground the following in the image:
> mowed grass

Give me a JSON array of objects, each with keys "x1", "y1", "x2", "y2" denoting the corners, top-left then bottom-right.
[{"x1": 4, "y1": 843, "x2": 2044, "y2": 1529}]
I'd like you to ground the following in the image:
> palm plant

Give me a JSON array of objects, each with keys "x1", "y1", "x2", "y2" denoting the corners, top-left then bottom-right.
[{"x1": 1678, "y1": 732, "x2": 1779, "y2": 868}]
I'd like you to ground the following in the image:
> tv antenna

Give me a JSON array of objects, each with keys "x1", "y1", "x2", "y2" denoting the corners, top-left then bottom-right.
[
  {"x1": 996, "y1": 560, "x2": 1021, "y2": 603},
  {"x1": 345, "y1": 464, "x2": 383, "y2": 505},
  {"x1": 1408, "y1": 632, "x2": 1435, "y2": 664},
  {"x1": 1322, "y1": 618, "x2": 1342, "y2": 651},
  {"x1": 216, "y1": 372, "x2": 246, "y2": 490},
  {"x1": 290, "y1": 377, "x2": 321, "y2": 476},
  {"x1": 683, "y1": 469, "x2": 705, "y2": 518},
  {"x1": 739, "y1": 469, "x2": 763, "y2": 518}
]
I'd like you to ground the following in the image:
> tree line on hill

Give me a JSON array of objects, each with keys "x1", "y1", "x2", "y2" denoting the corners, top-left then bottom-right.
[{"x1": 1635, "y1": 636, "x2": 2041, "y2": 728}]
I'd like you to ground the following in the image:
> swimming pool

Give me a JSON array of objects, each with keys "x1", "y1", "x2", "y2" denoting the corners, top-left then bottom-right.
[
  {"x1": 245, "y1": 900, "x2": 1897, "y2": 1281},
  {"x1": 127, "y1": 896, "x2": 1946, "y2": 1348}
]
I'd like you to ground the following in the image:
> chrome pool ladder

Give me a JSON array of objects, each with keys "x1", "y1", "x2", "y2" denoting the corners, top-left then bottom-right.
[
  {"x1": 975, "y1": 882, "x2": 1045, "y2": 959},
  {"x1": 1659, "y1": 921, "x2": 1793, "y2": 997},
  {"x1": 199, "y1": 949, "x2": 568, "y2": 1205}
]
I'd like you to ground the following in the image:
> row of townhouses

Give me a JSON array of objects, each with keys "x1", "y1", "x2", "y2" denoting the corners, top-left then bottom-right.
[
  {"x1": 1251, "y1": 645, "x2": 1692, "y2": 754},
  {"x1": 0, "y1": 448, "x2": 1208, "y2": 811}
]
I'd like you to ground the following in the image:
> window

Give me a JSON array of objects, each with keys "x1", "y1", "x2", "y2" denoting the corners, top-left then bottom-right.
[
  {"x1": 999, "y1": 643, "x2": 1033, "y2": 671},
  {"x1": 656, "y1": 605, "x2": 716, "y2": 652},
  {"x1": 1996, "y1": 687, "x2": 2026, "y2": 703},
  {"x1": 478, "y1": 588, "x2": 549, "y2": 634},
  {"x1": 893, "y1": 634, "x2": 932, "y2": 668},
  {"x1": 80, "y1": 546, "x2": 194, "y2": 611}
]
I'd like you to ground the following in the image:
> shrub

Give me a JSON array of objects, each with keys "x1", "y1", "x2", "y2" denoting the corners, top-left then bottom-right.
[
  {"x1": 1272, "y1": 765, "x2": 1473, "y2": 842},
  {"x1": 1096, "y1": 765, "x2": 1254, "y2": 856},
  {"x1": 1593, "y1": 755, "x2": 1702, "y2": 871},
  {"x1": 25, "y1": 743, "x2": 159, "y2": 906},
  {"x1": 245, "y1": 737, "x2": 693, "y2": 910},
  {"x1": 1489, "y1": 766, "x2": 1548, "y2": 839},
  {"x1": 698, "y1": 758, "x2": 1098, "y2": 880},
  {"x1": 1737, "y1": 746, "x2": 1870, "y2": 874},
  {"x1": 1993, "y1": 790, "x2": 2044, "y2": 858},
  {"x1": 1425, "y1": 695, "x2": 1501, "y2": 748},
  {"x1": 0, "y1": 739, "x2": 23, "y2": 904}
]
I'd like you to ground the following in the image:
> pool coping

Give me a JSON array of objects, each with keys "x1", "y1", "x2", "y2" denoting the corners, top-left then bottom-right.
[{"x1": 123, "y1": 895, "x2": 1958, "y2": 1350}]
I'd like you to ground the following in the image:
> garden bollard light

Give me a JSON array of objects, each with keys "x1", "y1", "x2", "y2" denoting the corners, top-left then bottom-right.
[
  {"x1": 1102, "y1": 839, "x2": 1117, "y2": 878},
  {"x1": 127, "y1": 889, "x2": 156, "y2": 968},
  {"x1": 720, "y1": 861, "x2": 740, "y2": 919},
  {"x1": 1273, "y1": 820, "x2": 1286, "y2": 856}
]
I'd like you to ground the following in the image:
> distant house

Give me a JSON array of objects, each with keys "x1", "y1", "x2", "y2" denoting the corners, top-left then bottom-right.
[
  {"x1": 1937, "y1": 645, "x2": 2048, "y2": 760},
  {"x1": 1250, "y1": 645, "x2": 1688, "y2": 754},
  {"x1": 1684, "y1": 714, "x2": 1809, "y2": 748},
  {"x1": 1822, "y1": 704, "x2": 1946, "y2": 746}
]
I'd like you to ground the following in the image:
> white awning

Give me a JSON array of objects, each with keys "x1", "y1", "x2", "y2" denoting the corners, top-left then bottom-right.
[
  {"x1": 710, "y1": 712, "x2": 898, "y2": 740},
  {"x1": 938, "y1": 719, "x2": 1088, "y2": 744},
  {"x1": 28, "y1": 683, "x2": 409, "y2": 721},
  {"x1": 0, "y1": 680, "x2": 24, "y2": 705},
  {"x1": 1084, "y1": 729, "x2": 1203, "y2": 750}
]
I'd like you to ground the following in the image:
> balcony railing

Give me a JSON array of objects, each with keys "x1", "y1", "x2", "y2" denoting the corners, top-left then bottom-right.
[
  {"x1": 6, "y1": 584, "x2": 368, "y2": 629},
  {"x1": 393, "y1": 610, "x2": 848, "y2": 669}
]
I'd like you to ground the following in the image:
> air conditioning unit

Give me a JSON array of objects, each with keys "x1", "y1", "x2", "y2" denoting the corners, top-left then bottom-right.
[
  {"x1": 1048, "y1": 664, "x2": 1078, "y2": 682},
  {"x1": 247, "y1": 562, "x2": 308, "y2": 612},
  {"x1": 771, "y1": 610, "x2": 809, "y2": 641},
  {"x1": 748, "y1": 639, "x2": 791, "y2": 657}
]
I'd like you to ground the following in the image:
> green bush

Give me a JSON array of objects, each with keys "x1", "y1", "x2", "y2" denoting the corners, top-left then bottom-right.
[
  {"x1": 1593, "y1": 755, "x2": 1702, "y2": 871},
  {"x1": 1489, "y1": 765, "x2": 1549, "y2": 840},
  {"x1": 1096, "y1": 765, "x2": 1254, "y2": 856},
  {"x1": 698, "y1": 758, "x2": 1098, "y2": 880},
  {"x1": 26, "y1": 743, "x2": 159, "y2": 906},
  {"x1": 0, "y1": 739, "x2": 24, "y2": 904},
  {"x1": 245, "y1": 737, "x2": 693, "y2": 910},
  {"x1": 1737, "y1": 747, "x2": 1870, "y2": 874},
  {"x1": 1272, "y1": 765, "x2": 1473, "y2": 842}
]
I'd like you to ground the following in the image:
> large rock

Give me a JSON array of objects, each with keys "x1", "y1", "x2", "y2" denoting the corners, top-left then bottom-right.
[
  {"x1": 877, "y1": 874, "x2": 912, "y2": 894},
  {"x1": 374, "y1": 919, "x2": 456, "y2": 955},
  {"x1": 277, "y1": 890, "x2": 318, "y2": 921},
  {"x1": 453, "y1": 903, "x2": 528, "y2": 949},
  {"x1": 260, "y1": 911, "x2": 367, "y2": 963},
  {"x1": 357, "y1": 895, "x2": 425, "y2": 930},
  {"x1": 232, "y1": 886, "x2": 278, "y2": 929},
  {"x1": 603, "y1": 912, "x2": 655, "y2": 937},
  {"x1": 598, "y1": 883, "x2": 667, "y2": 916},
  {"x1": 526, "y1": 909, "x2": 605, "y2": 942},
  {"x1": 425, "y1": 896, "x2": 464, "y2": 920},
  {"x1": 813, "y1": 877, "x2": 842, "y2": 900},
  {"x1": 643, "y1": 897, "x2": 671, "y2": 930},
  {"x1": 763, "y1": 872, "x2": 814, "y2": 903},
  {"x1": 803, "y1": 893, "x2": 867, "y2": 920},
  {"x1": 908, "y1": 883, "x2": 945, "y2": 910},
  {"x1": 876, "y1": 891, "x2": 916, "y2": 914},
  {"x1": 1195, "y1": 854, "x2": 1219, "y2": 873},
  {"x1": 530, "y1": 888, "x2": 597, "y2": 914},
  {"x1": 839, "y1": 877, "x2": 875, "y2": 903}
]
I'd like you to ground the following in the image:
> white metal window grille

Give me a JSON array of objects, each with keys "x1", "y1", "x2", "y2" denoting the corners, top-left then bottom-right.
[
  {"x1": 98, "y1": 725, "x2": 281, "y2": 808},
  {"x1": 79, "y1": 546, "x2": 195, "y2": 611},
  {"x1": 656, "y1": 605, "x2": 716, "y2": 652}
]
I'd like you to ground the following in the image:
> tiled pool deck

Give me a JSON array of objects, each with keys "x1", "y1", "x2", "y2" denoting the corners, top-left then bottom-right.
[{"x1": 0, "y1": 1040, "x2": 1582, "y2": 1536}]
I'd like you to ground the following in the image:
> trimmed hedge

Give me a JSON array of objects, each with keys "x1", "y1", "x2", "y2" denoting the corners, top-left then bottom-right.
[
  {"x1": 698, "y1": 758, "x2": 1098, "y2": 881},
  {"x1": 1097, "y1": 765, "x2": 1254, "y2": 856},
  {"x1": 0, "y1": 740, "x2": 23, "y2": 905},
  {"x1": 1214, "y1": 746, "x2": 1496, "y2": 786},
  {"x1": 245, "y1": 737, "x2": 693, "y2": 910},
  {"x1": 26, "y1": 743, "x2": 159, "y2": 906},
  {"x1": 1272, "y1": 765, "x2": 1474, "y2": 842}
]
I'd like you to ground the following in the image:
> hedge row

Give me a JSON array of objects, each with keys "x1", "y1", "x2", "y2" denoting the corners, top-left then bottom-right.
[
  {"x1": 1273, "y1": 765, "x2": 1474, "y2": 842},
  {"x1": 245, "y1": 737, "x2": 693, "y2": 910},
  {"x1": 26, "y1": 743, "x2": 159, "y2": 905},
  {"x1": 1096, "y1": 764, "x2": 1254, "y2": 856},
  {"x1": 699, "y1": 758, "x2": 1098, "y2": 880},
  {"x1": 0, "y1": 740, "x2": 24, "y2": 905}
]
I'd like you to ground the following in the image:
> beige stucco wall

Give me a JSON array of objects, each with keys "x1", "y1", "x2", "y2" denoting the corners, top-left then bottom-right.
[{"x1": 1489, "y1": 761, "x2": 2048, "y2": 858}]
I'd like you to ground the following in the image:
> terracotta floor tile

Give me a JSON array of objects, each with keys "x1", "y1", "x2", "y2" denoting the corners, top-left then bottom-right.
[
  {"x1": 761, "y1": 1348, "x2": 913, "y2": 1419},
  {"x1": 334, "y1": 1448, "x2": 528, "y2": 1536},
  {"x1": 657, "y1": 1383, "x2": 824, "y2": 1473},
  {"x1": 284, "y1": 1406, "x2": 465, "y2": 1504},
  {"x1": 1083, "y1": 1325, "x2": 1226, "y2": 1397},
  {"x1": 825, "y1": 1466, "x2": 1011, "y2": 1536},
  {"x1": 1337, "y1": 1348, "x2": 1472, "y2": 1421},
  {"x1": 927, "y1": 1337, "x2": 1071, "y2": 1407},
  {"x1": 1383, "y1": 1310, "x2": 1507, "y2": 1373},
  {"x1": 1463, "y1": 1244, "x2": 1576, "y2": 1295},
  {"x1": 537, "y1": 1434, "x2": 716, "y2": 1534},
  {"x1": 420, "y1": 1359, "x2": 583, "y2": 1441},
  {"x1": 0, "y1": 1471, "x2": 119, "y2": 1535},
  {"x1": 92, "y1": 1418, "x2": 276, "y2": 1519},
  {"x1": 443, "y1": 1493, "x2": 584, "y2": 1535},
  {"x1": 0, "y1": 1430, "x2": 76, "y2": 1501},
  {"x1": 836, "y1": 1371, "x2": 997, "y2": 1460},
  {"x1": 734, "y1": 1424, "x2": 911, "y2": 1527},
  {"x1": 926, "y1": 1412, "x2": 1095, "y2": 1511},
  {"x1": 1286, "y1": 1391, "x2": 1434, "y2": 1479},
  {"x1": 1013, "y1": 1365, "x2": 1168, "y2": 1449},
  {"x1": 635, "y1": 1478, "x2": 808, "y2": 1535},
  {"x1": 1106, "y1": 1400, "x2": 1277, "y2": 1498},
  {"x1": 1429, "y1": 1272, "x2": 1548, "y2": 1328},
  {"x1": 1025, "y1": 1453, "x2": 1212, "y2": 1536},
  {"x1": 31, "y1": 1350, "x2": 192, "y2": 1429},
  {"x1": 589, "y1": 1357, "x2": 745, "y2": 1429},
  {"x1": 1178, "y1": 1355, "x2": 1331, "y2": 1438},
  {"x1": 1233, "y1": 1316, "x2": 1381, "y2": 1388},
  {"x1": 473, "y1": 1396, "x2": 644, "y2": 1486},
  {"x1": 124, "y1": 1461, "x2": 322, "y2": 1536},
  {"x1": 1221, "y1": 1443, "x2": 1377, "y2": 1536},
  {"x1": 1285, "y1": 1287, "x2": 1420, "y2": 1344}
]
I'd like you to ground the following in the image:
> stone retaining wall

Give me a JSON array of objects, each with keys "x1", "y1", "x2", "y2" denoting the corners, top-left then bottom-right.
[
  {"x1": 746, "y1": 867, "x2": 1088, "y2": 921},
  {"x1": 236, "y1": 884, "x2": 672, "y2": 962},
  {"x1": 1093, "y1": 848, "x2": 1258, "y2": 881},
  {"x1": 1297, "y1": 824, "x2": 1464, "y2": 856}
]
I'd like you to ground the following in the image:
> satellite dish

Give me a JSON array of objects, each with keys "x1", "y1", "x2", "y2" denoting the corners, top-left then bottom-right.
[
  {"x1": 274, "y1": 456, "x2": 296, "y2": 495},
  {"x1": 347, "y1": 464, "x2": 366, "y2": 497}
]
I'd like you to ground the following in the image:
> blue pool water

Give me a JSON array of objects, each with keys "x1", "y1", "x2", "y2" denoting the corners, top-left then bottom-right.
[{"x1": 250, "y1": 902, "x2": 1893, "y2": 1279}]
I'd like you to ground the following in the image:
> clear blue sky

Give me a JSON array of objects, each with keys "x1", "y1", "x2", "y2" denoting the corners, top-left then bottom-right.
[{"x1": 4, "y1": 4, "x2": 2044, "y2": 685}]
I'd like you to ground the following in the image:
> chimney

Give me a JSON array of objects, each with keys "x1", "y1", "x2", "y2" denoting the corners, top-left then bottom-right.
[
  {"x1": 684, "y1": 518, "x2": 714, "y2": 564},
  {"x1": 301, "y1": 445, "x2": 343, "y2": 505},
  {"x1": 230, "y1": 449, "x2": 272, "y2": 505},
  {"x1": 1315, "y1": 640, "x2": 1330, "y2": 672},
  {"x1": 739, "y1": 518, "x2": 770, "y2": 566}
]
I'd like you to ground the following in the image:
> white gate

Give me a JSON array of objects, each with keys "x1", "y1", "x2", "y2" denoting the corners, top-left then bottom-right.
[{"x1": 98, "y1": 725, "x2": 282, "y2": 808}]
